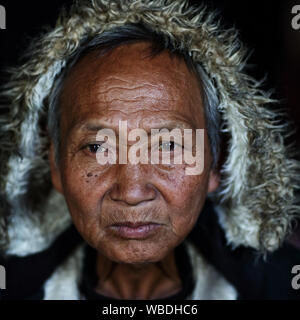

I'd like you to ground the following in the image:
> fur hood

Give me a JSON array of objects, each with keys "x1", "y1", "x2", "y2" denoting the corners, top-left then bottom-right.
[{"x1": 0, "y1": 0, "x2": 300, "y2": 261}]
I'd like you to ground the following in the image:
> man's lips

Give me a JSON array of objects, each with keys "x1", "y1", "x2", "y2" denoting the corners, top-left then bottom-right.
[{"x1": 108, "y1": 222, "x2": 162, "y2": 239}]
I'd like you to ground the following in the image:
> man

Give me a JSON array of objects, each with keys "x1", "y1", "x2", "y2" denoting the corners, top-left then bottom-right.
[{"x1": 0, "y1": 0, "x2": 299, "y2": 300}]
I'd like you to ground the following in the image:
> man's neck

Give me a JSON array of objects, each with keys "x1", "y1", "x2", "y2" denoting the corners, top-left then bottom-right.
[{"x1": 94, "y1": 249, "x2": 182, "y2": 299}]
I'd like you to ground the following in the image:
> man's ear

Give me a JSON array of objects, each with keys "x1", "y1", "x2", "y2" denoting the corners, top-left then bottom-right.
[
  {"x1": 207, "y1": 169, "x2": 220, "y2": 193},
  {"x1": 49, "y1": 141, "x2": 64, "y2": 194}
]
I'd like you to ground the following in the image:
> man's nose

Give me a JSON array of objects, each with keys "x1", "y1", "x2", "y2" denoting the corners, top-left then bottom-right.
[{"x1": 108, "y1": 164, "x2": 157, "y2": 206}]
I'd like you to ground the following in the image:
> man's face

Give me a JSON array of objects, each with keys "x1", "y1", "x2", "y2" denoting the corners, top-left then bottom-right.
[{"x1": 49, "y1": 42, "x2": 219, "y2": 264}]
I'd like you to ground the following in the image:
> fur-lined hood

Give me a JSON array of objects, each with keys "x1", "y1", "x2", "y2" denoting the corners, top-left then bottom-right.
[{"x1": 0, "y1": 0, "x2": 300, "y2": 259}]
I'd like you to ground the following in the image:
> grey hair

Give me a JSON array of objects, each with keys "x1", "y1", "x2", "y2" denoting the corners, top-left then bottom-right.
[{"x1": 48, "y1": 23, "x2": 220, "y2": 168}]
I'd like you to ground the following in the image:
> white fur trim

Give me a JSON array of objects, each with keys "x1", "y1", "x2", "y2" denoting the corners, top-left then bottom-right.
[
  {"x1": 44, "y1": 244, "x2": 85, "y2": 300},
  {"x1": 214, "y1": 204, "x2": 260, "y2": 249},
  {"x1": 6, "y1": 189, "x2": 71, "y2": 256},
  {"x1": 185, "y1": 241, "x2": 237, "y2": 300}
]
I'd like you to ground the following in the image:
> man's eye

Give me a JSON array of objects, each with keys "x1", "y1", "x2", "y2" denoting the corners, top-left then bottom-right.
[
  {"x1": 87, "y1": 144, "x2": 107, "y2": 153},
  {"x1": 158, "y1": 141, "x2": 181, "y2": 151}
]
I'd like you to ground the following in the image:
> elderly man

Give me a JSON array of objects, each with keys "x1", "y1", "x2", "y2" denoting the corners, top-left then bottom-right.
[{"x1": 0, "y1": 0, "x2": 299, "y2": 300}]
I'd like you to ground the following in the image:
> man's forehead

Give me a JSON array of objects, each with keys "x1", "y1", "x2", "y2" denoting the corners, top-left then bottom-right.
[
  {"x1": 61, "y1": 43, "x2": 200, "y2": 96},
  {"x1": 78, "y1": 76, "x2": 180, "y2": 111},
  {"x1": 59, "y1": 42, "x2": 205, "y2": 130}
]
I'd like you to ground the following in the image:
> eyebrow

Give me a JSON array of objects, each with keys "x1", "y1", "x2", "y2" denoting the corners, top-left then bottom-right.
[
  {"x1": 80, "y1": 123, "x2": 104, "y2": 132},
  {"x1": 73, "y1": 119, "x2": 196, "y2": 135}
]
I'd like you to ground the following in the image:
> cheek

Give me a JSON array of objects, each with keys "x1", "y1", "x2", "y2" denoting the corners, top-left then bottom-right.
[
  {"x1": 59, "y1": 159, "x2": 112, "y2": 239},
  {"x1": 61, "y1": 150, "x2": 111, "y2": 198},
  {"x1": 157, "y1": 166, "x2": 209, "y2": 210},
  {"x1": 153, "y1": 167, "x2": 210, "y2": 237}
]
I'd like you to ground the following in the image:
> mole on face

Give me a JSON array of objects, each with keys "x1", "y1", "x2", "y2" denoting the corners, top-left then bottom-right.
[{"x1": 87, "y1": 172, "x2": 93, "y2": 177}]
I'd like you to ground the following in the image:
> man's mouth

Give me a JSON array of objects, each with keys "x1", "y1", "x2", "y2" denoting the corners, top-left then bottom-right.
[{"x1": 108, "y1": 221, "x2": 162, "y2": 239}]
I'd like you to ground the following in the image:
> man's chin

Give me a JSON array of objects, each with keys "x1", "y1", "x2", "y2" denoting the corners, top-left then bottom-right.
[{"x1": 100, "y1": 241, "x2": 171, "y2": 265}]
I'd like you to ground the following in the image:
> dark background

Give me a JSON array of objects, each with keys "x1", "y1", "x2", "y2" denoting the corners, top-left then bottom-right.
[{"x1": 0, "y1": 0, "x2": 299, "y2": 146}]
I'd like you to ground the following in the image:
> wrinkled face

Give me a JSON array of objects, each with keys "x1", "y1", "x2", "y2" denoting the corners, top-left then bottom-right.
[{"x1": 49, "y1": 42, "x2": 219, "y2": 264}]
